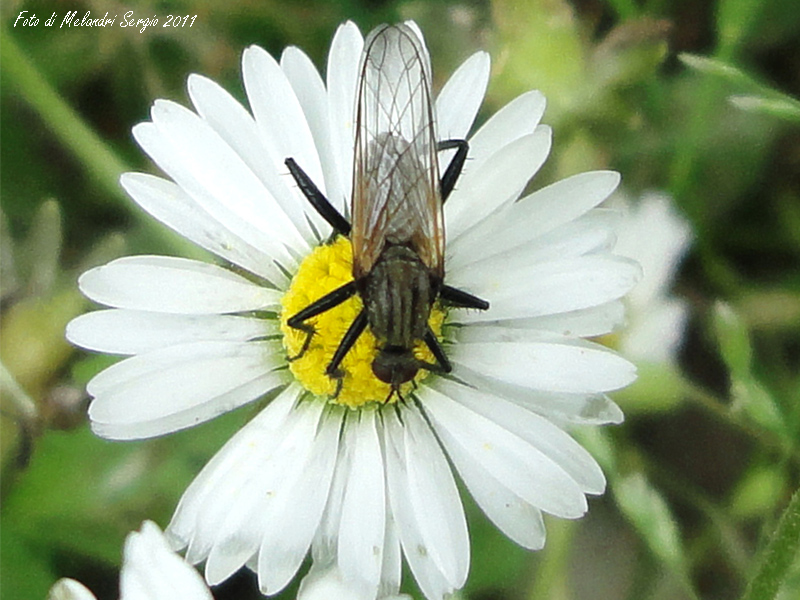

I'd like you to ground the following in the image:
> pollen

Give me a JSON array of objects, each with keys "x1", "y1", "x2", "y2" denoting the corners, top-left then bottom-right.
[{"x1": 280, "y1": 236, "x2": 445, "y2": 408}]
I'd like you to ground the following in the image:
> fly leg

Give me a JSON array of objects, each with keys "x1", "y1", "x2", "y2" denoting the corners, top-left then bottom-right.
[
  {"x1": 325, "y1": 309, "x2": 369, "y2": 396},
  {"x1": 419, "y1": 286, "x2": 488, "y2": 376},
  {"x1": 285, "y1": 158, "x2": 351, "y2": 236},
  {"x1": 423, "y1": 328, "x2": 452, "y2": 373},
  {"x1": 437, "y1": 139, "x2": 469, "y2": 202},
  {"x1": 287, "y1": 281, "x2": 357, "y2": 361},
  {"x1": 440, "y1": 284, "x2": 489, "y2": 310}
]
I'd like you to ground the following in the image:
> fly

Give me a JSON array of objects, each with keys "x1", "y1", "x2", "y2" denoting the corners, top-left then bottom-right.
[{"x1": 285, "y1": 23, "x2": 489, "y2": 399}]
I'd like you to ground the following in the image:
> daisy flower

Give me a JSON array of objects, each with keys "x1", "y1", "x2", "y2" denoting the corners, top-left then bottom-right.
[
  {"x1": 67, "y1": 21, "x2": 640, "y2": 600},
  {"x1": 48, "y1": 522, "x2": 212, "y2": 600},
  {"x1": 613, "y1": 192, "x2": 692, "y2": 365}
]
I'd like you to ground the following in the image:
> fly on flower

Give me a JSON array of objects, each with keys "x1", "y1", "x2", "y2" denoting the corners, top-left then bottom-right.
[
  {"x1": 67, "y1": 19, "x2": 641, "y2": 600},
  {"x1": 285, "y1": 24, "x2": 488, "y2": 399}
]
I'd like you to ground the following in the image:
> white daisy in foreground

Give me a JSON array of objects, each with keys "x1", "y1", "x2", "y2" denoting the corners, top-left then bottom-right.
[
  {"x1": 613, "y1": 192, "x2": 692, "y2": 365},
  {"x1": 67, "y1": 21, "x2": 640, "y2": 600},
  {"x1": 48, "y1": 522, "x2": 212, "y2": 600}
]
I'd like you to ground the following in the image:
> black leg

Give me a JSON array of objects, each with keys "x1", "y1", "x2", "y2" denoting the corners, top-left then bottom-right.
[
  {"x1": 326, "y1": 308, "x2": 369, "y2": 379},
  {"x1": 424, "y1": 328, "x2": 452, "y2": 373},
  {"x1": 287, "y1": 281, "x2": 357, "y2": 360},
  {"x1": 437, "y1": 139, "x2": 468, "y2": 202},
  {"x1": 440, "y1": 284, "x2": 489, "y2": 310},
  {"x1": 285, "y1": 158, "x2": 351, "y2": 236}
]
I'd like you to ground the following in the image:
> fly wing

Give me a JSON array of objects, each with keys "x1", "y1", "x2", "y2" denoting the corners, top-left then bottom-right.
[{"x1": 351, "y1": 23, "x2": 444, "y2": 280}]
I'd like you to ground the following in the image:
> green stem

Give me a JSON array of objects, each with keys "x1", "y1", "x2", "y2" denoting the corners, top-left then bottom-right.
[
  {"x1": 525, "y1": 519, "x2": 575, "y2": 600},
  {"x1": 1, "y1": 25, "x2": 128, "y2": 203},
  {"x1": 741, "y1": 486, "x2": 800, "y2": 600},
  {"x1": 0, "y1": 361, "x2": 38, "y2": 421},
  {"x1": 2, "y1": 26, "x2": 199, "y2": 256}
]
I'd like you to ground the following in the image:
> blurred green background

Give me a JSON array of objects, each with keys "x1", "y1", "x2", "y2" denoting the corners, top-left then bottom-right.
[{"x1": 2, "y1": 0, "x2": 800, "y2": 599}]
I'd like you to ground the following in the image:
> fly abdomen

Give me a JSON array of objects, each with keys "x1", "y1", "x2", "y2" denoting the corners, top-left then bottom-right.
[{"x1": 361, "y1": 245, "x2": 435, "y2": 349}]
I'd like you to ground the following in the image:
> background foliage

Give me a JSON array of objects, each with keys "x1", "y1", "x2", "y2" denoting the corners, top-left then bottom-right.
[{"x1": 2, "y1": 0, "x2": 800, "y2": 599}]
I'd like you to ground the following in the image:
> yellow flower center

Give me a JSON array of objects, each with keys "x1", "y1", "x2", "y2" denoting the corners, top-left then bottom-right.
[{"x1": 280, "y1": 236, "x2": 445, "y2": 407}]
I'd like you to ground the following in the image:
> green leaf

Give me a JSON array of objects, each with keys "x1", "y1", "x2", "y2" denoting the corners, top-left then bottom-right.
[
  {"x1": 730, "y1": 466, "x2": 786, "y2": 520},
  {"x1": 716, "y1": 0, "x2": 762, "y2": 53},
  {"x1": 711, "y1": 302, "x2": 786, "y2": 437},
  {"x1": 0, "y1": 517, "x2": 58, "y2": 599},
  {"x1": 614, "y1": 473, "x2": 697, "y2": 598},
  {"x1": 680, "y1": 54, "x2": 800, "y2": 123},
  {"x1": 680, "y1": 54, "x2": 761, "y2": 90},
  {"x1": 712, "y1": 301, "x2": 752, "y2": 375},
  {"x1": 742, "y1": 486, "x2": 800, "y2": 600},
  {"x1": 729, "y1": 95, "x2": 800, "y2": 122},
  {"x1": 2, "y1": 410, "x2": 245, "y2": 567}
]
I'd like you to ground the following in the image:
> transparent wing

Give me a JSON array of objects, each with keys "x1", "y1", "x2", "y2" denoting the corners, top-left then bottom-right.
[{"x1": 351, "y1": 23, "x2": 444, "y2": 280}]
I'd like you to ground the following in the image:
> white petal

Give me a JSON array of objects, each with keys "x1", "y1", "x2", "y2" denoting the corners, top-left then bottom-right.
[
  {"x1": 121, "y1": 522, "x2": 212, "y2": 600},
  {"x1": 379, "y1": 510, "x2": 402, "y2": 598},
  {"x1": 48, "y1": 580, "x2": 97, "y2": 600},
  {"x1": 87, "y1": 341, "x2": 286, "y2": 439},
  {"x1": 137, "y1": 101, "x2": 307, "y2": 260},
  {"x1": 382, "y1": 410, "x2": 455, "y2": 600},
  {"x1": 297, "y1": 565, "x2": 373, "y2": 600},
  {"x1": 198, "y1": 394, "x2": 335, "y2": 585},
  {"x1": 282, "y1": 46, "x2": 346, "y2": 214},
  {"x1": 445, "y1": 333, "x2": 626, "y2": 424},
  {"x1": 421, "y1": 384, "x2": 588, "y2": 519},
  {"x1": 256, "y1": 404, "x2": 343, "y2": 594},
  {"x1": 385, "y1": 407, "x2": 469, "y2": 593},
  {"x1": 243, "y1": 46, "x2": 321, "y2": 176},
  {"x1": 477, "y1": 301, "x2": 626, "y2": 338},
  {"x1": 447, "y1": 449, "x2": 546, "y2": 550},
  {"x1": 169, "y1": 387, "x2": 300, "y2": 558},
  {"x1": 243, "y1": 45, "x2": 327, "y2": 239},
  {"x1": 614, "y1": 192, "x2": 692, "y2": 308},
  {"x1": 449, "y1": 360, "x2": 624, "y2": 425},
  {"x1": 337, "y1": 410, "x2": 386, "y2": 596},
  {"x1": 446, "y1": 127, "x2": 551, "y2": 242},
  {"x1": 312, "y1": 429, "x2": 351, "y2": 564},
  {"x1": 435, "y1": 51, "x2": 490, "y2": 141},
  {"x1": 186, "y1": 74, "x2": 316, "y2": 248},
  {"x1": 449, "y1": 171, "x2": 620, "y2": 264},
  {"x1": 421, "y1": 392, "x2": 547, "y2": 549},
  {"x1": 78, "y1": 256, "x2": 279, "y2": 314},
  {"x1": 326, "y1": 22, "x2": 363, "y2": 206},
  {"x1": 468, "y1": 90, "x2": 546, "y2": 164},
  {"x1": 448, "y1": 206, "x2": 619, "y2": 274},
  {"x1": 621, "y1": 298, "x2": 690, "y2": 364},
  {"x1": 433, "y1": 379, "x2": 606, "y2": 494},
  {"x1": 67, "y1": 309, "x2": 274, "y2": 355},
  {"x1": 203, "y1": 400, "x2": 337, "y2": 586},
  {"x1": 450, "y1": 255, "x2": 641, "y2": 323},
  {"x1": 451, "y1": 330, "x2": 636, "y2": 394},
  {"x1": 131, "y1": 123, "x2": 289, "y2": 272},
  {"x1": 521, "y1": 170, "x2": 621, "y2": 235},
  {"x1": 121, "y1": 173, "x2": 282, "y2": 283}
]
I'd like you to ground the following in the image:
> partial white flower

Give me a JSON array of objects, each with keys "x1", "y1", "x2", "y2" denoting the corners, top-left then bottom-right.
[
  {"x1": 612, "y1": 192, "x2": 692, "y2": 364},
  {"x1": 48, "y1": 579, "x2": 96, "y2": 600},
  {"x1": 67, "y1": 21, "x2": 639, "y2": 600},
  {"x1": 47, "y1": 522, "x2": 212, "y2": 600}
]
